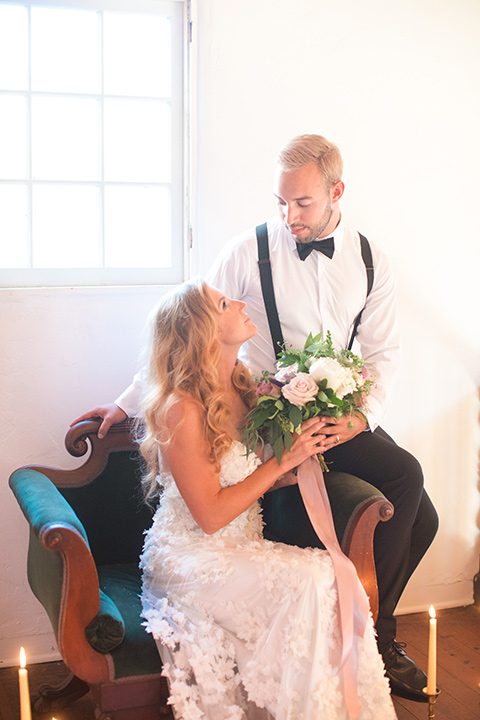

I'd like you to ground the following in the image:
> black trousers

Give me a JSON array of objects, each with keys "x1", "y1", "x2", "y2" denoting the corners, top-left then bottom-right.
[{"x1": 323, "y1": 427, "x2": 439, "y2": 650}]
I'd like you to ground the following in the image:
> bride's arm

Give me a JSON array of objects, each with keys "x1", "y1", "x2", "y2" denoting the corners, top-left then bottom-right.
[
  {"x1": 266, "y1": 470, "x2": 299, "y2": 493},
  {"x1": 162, "y1": 399, "x2": 324, "y2": 535},
  {"x1": 261, "y1": 444, "x2": 299, "y2": 493}
]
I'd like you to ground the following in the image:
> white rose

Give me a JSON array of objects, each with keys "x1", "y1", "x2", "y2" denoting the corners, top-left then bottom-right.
[{"x1": 309, "y1": 357, "x2": 356, "y2": 399}]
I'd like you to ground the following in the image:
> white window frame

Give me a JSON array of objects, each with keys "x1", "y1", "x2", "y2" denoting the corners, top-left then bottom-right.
[{"x1": 0, "y1": 0, "x2": 189, "y2": 288}]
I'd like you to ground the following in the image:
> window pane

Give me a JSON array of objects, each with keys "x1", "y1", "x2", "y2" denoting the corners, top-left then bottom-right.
[
  {"x1": 31, "y1": 7, "x2": 100, "y2": 94},
  {"x1": 0, "y1": 96, "x2": 27, "y2": 179},
  {"x1": 104, "y1": 185, "x2": 171, "y2": 268},
  {"x1": 0, "y1": 5, "x2": 28, "y2": 90},
  {"x1": 104, "y1": 99, "x2": 171, "y2": 182},
  {"x1": 104, "y1": 13, "x2": 171, "y2": 97},
  {"x1": 31, "y1": 96, "x2": 100, "y2": 181},
  {"x1": 0, "y1": 184, "x2": 28, "y2": 267},
  {"x1": 0, "y1": 1, "x2": 184, "y2": 286},
  {"x1": 32, "y1": 184, "x2": 100, "y2": 267}
]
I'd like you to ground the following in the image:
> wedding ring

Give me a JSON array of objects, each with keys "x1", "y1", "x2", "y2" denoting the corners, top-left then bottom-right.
[{"x1": 336, "y1": 435, "x2": 340, "y2": 443}]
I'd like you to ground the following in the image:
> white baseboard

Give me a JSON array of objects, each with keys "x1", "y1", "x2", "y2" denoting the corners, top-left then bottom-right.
[
  {"x1": 0, "y1": 633, "x2": 61, "y2": 669},
  {"x1": 395, "y1": 579, "x2": 474, "y2": 616}
]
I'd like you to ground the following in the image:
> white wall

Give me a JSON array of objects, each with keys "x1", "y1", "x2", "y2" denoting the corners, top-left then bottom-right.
[
  {"x1": 1, "y1": 0, "x2": 479, "y2": 666},
  {"x1": 0, "y1": 286, "x2": 169, "y2": 665},
  {"x1": 190, "y1": 0, "x2": 480, "y2": 615}
]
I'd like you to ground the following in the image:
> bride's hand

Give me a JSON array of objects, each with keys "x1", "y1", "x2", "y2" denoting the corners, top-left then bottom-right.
[{"x1": 279, "y1": 417, "x2": 326, "y2": 473}]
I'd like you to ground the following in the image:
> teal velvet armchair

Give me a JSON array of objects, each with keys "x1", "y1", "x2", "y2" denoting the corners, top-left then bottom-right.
[
  {"x1": 9, "y1": 419, "x2": 393, "y2": 719},
  {"x1": 10, "y1": 420, "x2": 167, "y2": 720}
]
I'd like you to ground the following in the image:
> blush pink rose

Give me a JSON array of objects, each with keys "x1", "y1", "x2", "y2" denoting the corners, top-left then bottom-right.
[
  {"x1": 354, "y1": 391, "x2": 368, "y2": 407},
  {"x1": 281, "y1": 373, "x2": 318, "y2": 407}
]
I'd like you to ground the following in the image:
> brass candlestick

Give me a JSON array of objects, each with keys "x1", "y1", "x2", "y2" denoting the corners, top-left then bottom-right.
[{"x1": 422, "y1": 688, "x2": 440, "y2": 719}]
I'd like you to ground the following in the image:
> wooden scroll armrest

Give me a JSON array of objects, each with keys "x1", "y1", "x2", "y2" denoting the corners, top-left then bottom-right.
[
  {"x1": 341, "y1": 495, "x2": 394, "y2": 621},
  {"x1": 39, "y1": 521, "x2": 111, "y2": 683},
  {"x1": 9, "y1": 468, "x2": 110, "y2": 684},
  {"x1": 27, "y1": 419, "x2": 139, "y2": 488}
]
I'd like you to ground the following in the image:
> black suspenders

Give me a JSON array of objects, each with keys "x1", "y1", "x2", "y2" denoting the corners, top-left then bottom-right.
[
  {"x1": 347, "y1": 232, "x2": 374, "y2": 350},
  {"x1": 255, "y1": 223, "x2": 374, "y2": 358},
  {"x1": 256, "y1": 222, "x2": 285, "y2": 356}
]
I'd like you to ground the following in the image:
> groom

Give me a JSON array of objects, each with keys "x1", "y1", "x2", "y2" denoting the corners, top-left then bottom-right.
[{"x1": 73, "y1": 134, "x2": 438, "y2": 703}]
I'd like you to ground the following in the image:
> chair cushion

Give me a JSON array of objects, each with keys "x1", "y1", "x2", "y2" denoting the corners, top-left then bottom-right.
[
  {"x1": 97, "y1": 564, "x2": 162, "y2": 679},
  {"x1": 85, "y1": 590, "x2": 126, "y2": 653}
]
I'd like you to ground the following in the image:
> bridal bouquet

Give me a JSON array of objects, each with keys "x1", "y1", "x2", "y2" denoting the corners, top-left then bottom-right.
[{"x1": 242, "y1": 332, "x2": 375, "y2": 470}]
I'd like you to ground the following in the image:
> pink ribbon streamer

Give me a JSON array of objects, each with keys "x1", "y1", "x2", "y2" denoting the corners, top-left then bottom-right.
[{"x1": 297, "y1": 456, "x2": 371, "y2": 720}]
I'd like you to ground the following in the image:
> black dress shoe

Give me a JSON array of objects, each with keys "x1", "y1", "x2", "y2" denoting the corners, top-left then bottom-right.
[{"x1": 381, "y1": 640, "x2": 430, "y2": 703}]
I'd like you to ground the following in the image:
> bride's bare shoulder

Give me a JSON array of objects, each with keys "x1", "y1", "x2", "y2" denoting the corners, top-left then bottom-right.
[{"x1": 165, "y1": 393, "x2": 205, "y2": 433}]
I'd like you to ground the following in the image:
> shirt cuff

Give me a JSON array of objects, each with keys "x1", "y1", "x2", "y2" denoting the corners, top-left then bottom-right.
[{"x1": 114, "y1": 380, "x2": 142, "y2": 418}]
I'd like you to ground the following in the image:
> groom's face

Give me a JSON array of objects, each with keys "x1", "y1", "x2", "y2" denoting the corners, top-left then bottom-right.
[{"x1": 273, "y1": 161, "x2": 343, "y2": 243}]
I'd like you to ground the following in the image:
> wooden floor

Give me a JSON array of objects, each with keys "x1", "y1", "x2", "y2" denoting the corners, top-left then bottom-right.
[
  {"x1": 1, "y1": 606, "x2": 479, "y2": 719},
  {"x1": 391, "y1": 605, "x2": 480, "y2": 720}
]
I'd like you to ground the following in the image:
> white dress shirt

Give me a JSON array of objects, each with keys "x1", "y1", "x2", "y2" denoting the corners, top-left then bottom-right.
[
  {"x1": 116, "y1": 216, "x2": 400, "y2": 430},
  {"x1": 206, "y1": 216, "x2": 400, "y2": 430}
]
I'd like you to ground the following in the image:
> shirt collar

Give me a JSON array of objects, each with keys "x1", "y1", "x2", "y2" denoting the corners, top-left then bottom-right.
[{"x1": 330, "y1": 215, "x2": 344, "y2": 253}]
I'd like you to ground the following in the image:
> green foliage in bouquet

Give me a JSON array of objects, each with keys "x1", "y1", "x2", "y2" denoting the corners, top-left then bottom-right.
[{"x1": 242, "y1": 332, "x2": 375, "y2": 467}]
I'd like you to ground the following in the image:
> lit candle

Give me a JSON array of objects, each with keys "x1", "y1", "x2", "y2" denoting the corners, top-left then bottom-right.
[
  {"x1": 426, "y1": 605, "x2": 437, "y2": 695},
  {"x1": 18, "y1": 647, "x2": 32, "y2": 720}
]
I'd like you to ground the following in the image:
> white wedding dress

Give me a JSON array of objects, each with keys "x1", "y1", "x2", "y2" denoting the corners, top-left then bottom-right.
[{"x1": 140, "y1": 441, "x2": 396, "y2": 720}]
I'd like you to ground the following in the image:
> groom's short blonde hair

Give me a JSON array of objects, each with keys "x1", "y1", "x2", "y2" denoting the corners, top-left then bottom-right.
[{"x1": 276, "y1": 134, "x2": 343, "y2": 188}]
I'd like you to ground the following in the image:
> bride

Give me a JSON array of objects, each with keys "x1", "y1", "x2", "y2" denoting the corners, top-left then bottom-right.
[{"x1": 139, "y1": 280, "x2": 396, "y2": 720}]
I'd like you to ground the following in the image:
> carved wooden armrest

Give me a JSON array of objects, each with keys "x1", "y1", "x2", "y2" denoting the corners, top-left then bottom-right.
[
  {"x1": 9, "y1": 469, "x2": 110, "y2": 683},
  {"x1": 341, "y1": 495, "x2": 394, "y2": 620},
  {"x1": 28, "y1": 419, "x2": 138, "y2": 488}
]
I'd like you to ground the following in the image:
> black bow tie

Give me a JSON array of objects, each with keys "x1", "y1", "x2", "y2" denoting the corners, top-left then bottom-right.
[{"x1": 296, "y1": 237, "x2": 335, "y2": 261}]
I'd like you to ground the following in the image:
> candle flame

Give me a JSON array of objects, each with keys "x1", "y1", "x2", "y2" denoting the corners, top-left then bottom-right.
[
  {"x1": 19, "y1": 646, "x2": 26, "y2": 668},
  {"x1": 429, "y1": 604, "x2": 436, "y2": 619}
]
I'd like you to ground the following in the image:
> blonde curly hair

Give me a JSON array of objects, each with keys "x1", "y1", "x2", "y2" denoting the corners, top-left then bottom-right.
[{"x1": 139, "y1": 280, "x2": 256, "y2": 500}]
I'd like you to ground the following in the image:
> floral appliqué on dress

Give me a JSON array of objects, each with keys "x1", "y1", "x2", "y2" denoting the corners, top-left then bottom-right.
[{"x1": 140, "y1": 441, "x2": 396, "y2": 720}]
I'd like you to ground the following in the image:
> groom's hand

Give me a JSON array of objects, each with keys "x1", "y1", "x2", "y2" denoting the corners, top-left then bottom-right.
[
  {"x1": 70, "y1": 403, "x2": 127, "y2": 439},
  {"x1": 317, "y1": 413, "x2": 368, "y2": 451}
]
